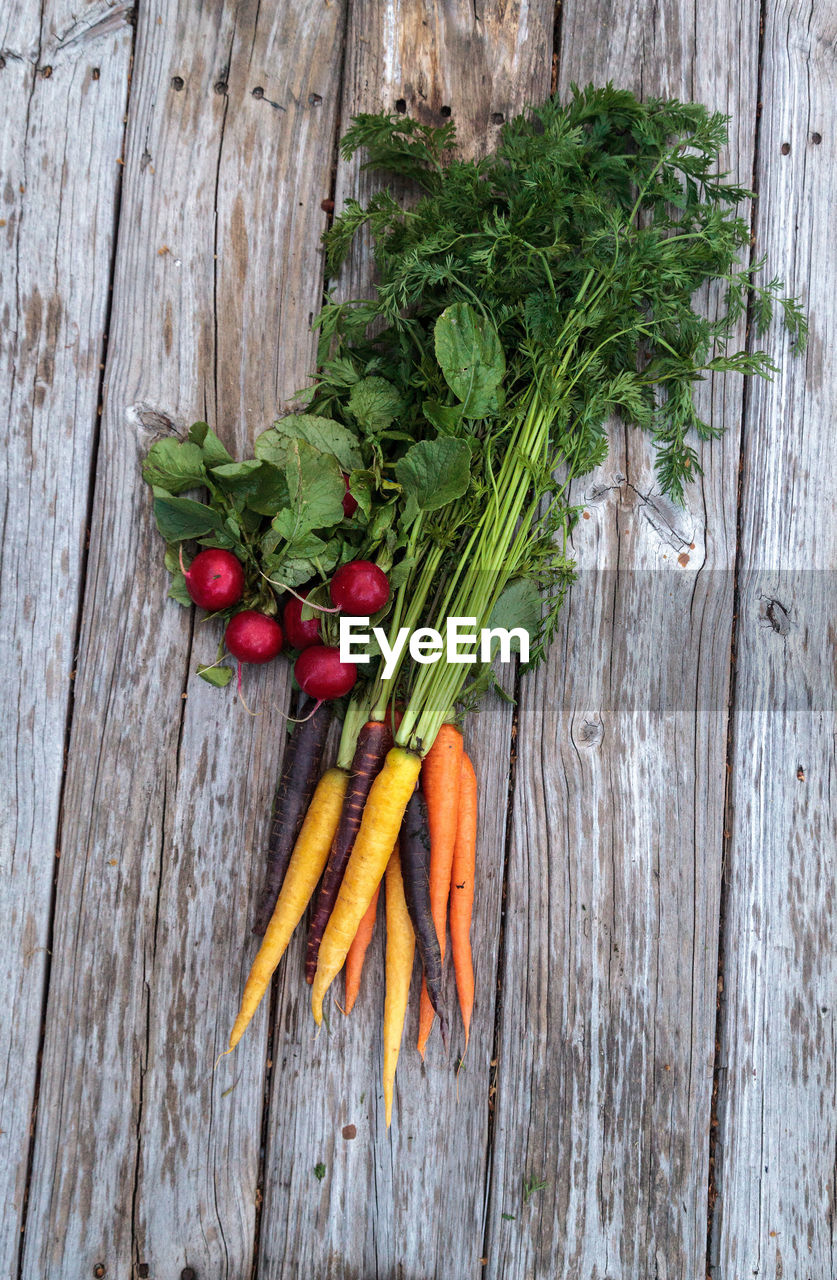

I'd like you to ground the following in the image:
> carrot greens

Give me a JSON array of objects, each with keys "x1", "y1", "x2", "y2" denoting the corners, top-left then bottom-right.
[{"x1": 310, "y1": 83, "x2": 805, "y2": 750}]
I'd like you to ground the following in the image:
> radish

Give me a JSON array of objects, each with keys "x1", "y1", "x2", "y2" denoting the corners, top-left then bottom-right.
[
  {"x1": 342, "y1": 473, "x2": 358, "y2": 518},
  {"x1": 295, "y1": 645, "x2": 357, "y2": 703},
  {"x1": 330, "y1": 560, "x2": 390, "y2": 615},
  {"x1": 181, "y1": 547, "x2": 245, "y2": 610},
  {"x1": 283, "y1": 591, "x2": 321, "y2": 651},
  {"x1": 225, "y1": 610, "x2": 283, "y2": 664}
]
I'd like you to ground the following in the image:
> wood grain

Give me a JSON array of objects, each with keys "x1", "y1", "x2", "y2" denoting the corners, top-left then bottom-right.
[
  {"x1": 0, "y1": 2, "x2": 132, "y2": 1274},
  {"x1": 483, "y1": 4, "x2": 761, "y2": 1276},
  {"x1": 19, "y1": 3, "x2": 347, "y2": 1277},
  {"x1": 256, "y1": 5, "x2": 554, "y2": 1278},
  {"x1": 710, "y1": 2, "x2": 837, "y2": 1275},
  {"x1": 5, "y1": 3, "x2": 832, "y2": 1275}
]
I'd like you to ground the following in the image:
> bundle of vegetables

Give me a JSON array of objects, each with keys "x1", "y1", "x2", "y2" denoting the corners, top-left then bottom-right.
[{"x1": 144, "y1": 85, "x2": 803, "y2": 1124}]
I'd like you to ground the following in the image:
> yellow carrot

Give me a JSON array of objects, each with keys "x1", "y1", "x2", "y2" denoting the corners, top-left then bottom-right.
[
  {"x1": 311, "y1": 747, "x2": 420, "y2": 1024},
  {"x1": 229, "y1": 767, "x2": 347, "y2": 1049},
  {"x1": 383, "y1": 844, "x2": 414, "y2": 1127}
]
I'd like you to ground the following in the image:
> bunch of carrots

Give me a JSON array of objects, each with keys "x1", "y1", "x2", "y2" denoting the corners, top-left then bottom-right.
[
  {"x1": 230, "y1": 709, "x2": 477, "y2": 1124},
  {"x1": 146, "y1": 88, "x2": 803, "y2": 1124}
]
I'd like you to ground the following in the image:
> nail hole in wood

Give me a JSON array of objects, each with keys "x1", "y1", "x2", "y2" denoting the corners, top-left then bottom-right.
[
  {"x1": 92, "y1": 67, "x2": 100, "y2": 80},
  {"x1": 171, "y1": 75, "x2": 185, "y2": 91},
  {"x1": 251, "y1": 85, "x2": 264, "y2": 99},
  {"x1": 812, "y1": 131, "x2": 822, "y2": 145},
  {"x1": 40, "y1": 64, "x2": 53, "y2": 78},
  {"x1": 491, "y1": 111, "x2": 504, "y2": 124},
  {"x1": 214, "y1": 80, "x2": 228, "y2": 95},
  {"x1": 440, "y1": 104, "x2": 452, "y2": 117},
  {"x1": 309, "y1": 92, "x2": 322, "y2": 106},
  {"x1": 781, "y1": 141, "x2": 790, "y2": 155},
  {"x1": 181, "y1": 1269, "x2": 196, "y2": 1280},
  {"x1": 93, "y1": 1267, "x2": 106, "y2": 1279},
  {"x1": 395, "y1": 97, "x2": 407, "y2": 113},
  {"x1": 137, "y1": 1268, "x2": 149, "y2": 1279}
]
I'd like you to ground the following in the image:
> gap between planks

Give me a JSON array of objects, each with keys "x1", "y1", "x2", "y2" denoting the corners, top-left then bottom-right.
[{"x1": 706, "y1": 0, "x2": 770, "y2": 1268}]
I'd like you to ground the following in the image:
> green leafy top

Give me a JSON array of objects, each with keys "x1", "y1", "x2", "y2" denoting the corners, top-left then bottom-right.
[
  {"x1": 307, "y1": 83, "x2": 805, "y2": 747},
  {"x1": 319, "y1": 82, "x2": 805, "y2": 503}
]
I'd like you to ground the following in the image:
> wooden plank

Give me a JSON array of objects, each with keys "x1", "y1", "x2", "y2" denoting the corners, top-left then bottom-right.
[
  {"x1": 710, "y1": 2, "x2": 837, "y2": 1275},
  {"x1": 256, "y1": 5, "x2": 554, "y2": 1278},
  {"x1": 20, "y1": 4, "x2": 347, "y2": 1278},
  {"x1": 483, "y1": 6, "x2": 762, "y2": 1276},
  {"x1": 0, "y1": 3, "x2": 132, "y2": 1273}
]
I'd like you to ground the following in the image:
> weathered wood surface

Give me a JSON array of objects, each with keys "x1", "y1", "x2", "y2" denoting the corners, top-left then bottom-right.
[
  {"x1": 484, "y1": 4, "x2": 760, "y2": 1277},
  {"x1": 0, "y1": 3, "x2": 133, "y2": 1275},
  {"x1": 19, "y1": 4, "x2": 346, "y2": 1277},
  {"x1": 711, "y1": 2, "x2": 837, "y2": 1277},
  {"x1": 257, "y1": 6, "x2": 552, "y2": 1278},
  {"x1": 2, "y1": 1, "x2": 834, "y2": 1277}
]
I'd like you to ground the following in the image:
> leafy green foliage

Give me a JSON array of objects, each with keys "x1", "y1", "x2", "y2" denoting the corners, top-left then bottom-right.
[
  {"x1": 310, "y1": 83, "x2": 804, "y2": 743},
  {"x1": 142, "y1": 438, "x2": 207, "y2": 493},
  {"x1": 322, "y1": 82, "x2": 805, "y2": 500},
  {"x1": 197, "y1": 663, "x2": 234, "y2": 687},
  {"x1": 143, "y1": 405, "x2": 394, "y2": 644},
  {"x1": 258, "y1": 414, "x2": 363, "y2": 472},
  {"x1": 142, "y1": 84, "x2": 804, "y2": 724},
  {"x1": 434, "y1": 304, "x2": 505, "y2": 416},
  {"x1": 348, "y1": 377, "x2": 403, "y2": 433},
  {"x1": 394, "y1": 438, "x2": 472, "y2": 521},
  {"x1": 152, "y1": 489, "x2": 223, "y2": 542}
]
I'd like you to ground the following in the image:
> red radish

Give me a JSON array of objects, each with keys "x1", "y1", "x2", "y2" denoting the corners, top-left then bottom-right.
[
  {"x1": 330, "y1": 560, "x2": 390, "y2": 615},
  {"x1": 225, "y1": 611, "x2": 283, "y2": 664},
  {"x1": 283, "y1": 591, "x2": 321, "y2": 651},
  {"x1": 181, "y1": 547, "x2": 245, "y2": 610},
  {"x1": 295, "y1": 645, "x2": 357, "y2": 702},
  {"x1": 342, "y1": 473, "x2": 358, "y2": 518}
]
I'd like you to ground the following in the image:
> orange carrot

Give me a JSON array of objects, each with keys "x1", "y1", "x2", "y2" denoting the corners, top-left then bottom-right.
[
  {"x1": 343, "y1": 883, "x2": 380, "y2": 1014},
  {"x1": 450, "y1": 752, "x2": 477, "y2": 1046},
  {"x1": 417, "y1": 723, "x2": 463, "y2": 1055}
]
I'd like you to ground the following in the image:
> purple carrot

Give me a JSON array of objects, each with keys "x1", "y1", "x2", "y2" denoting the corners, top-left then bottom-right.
[
  {"x1": 305, "y1": 719, "x2": 392, "y2": 983},
  {"x1": 252, "y1": 697, "x2": 332, "y2": 935},
  {"x1": 400, "y1": 786, "x2": 447, "y2": 1047}
]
